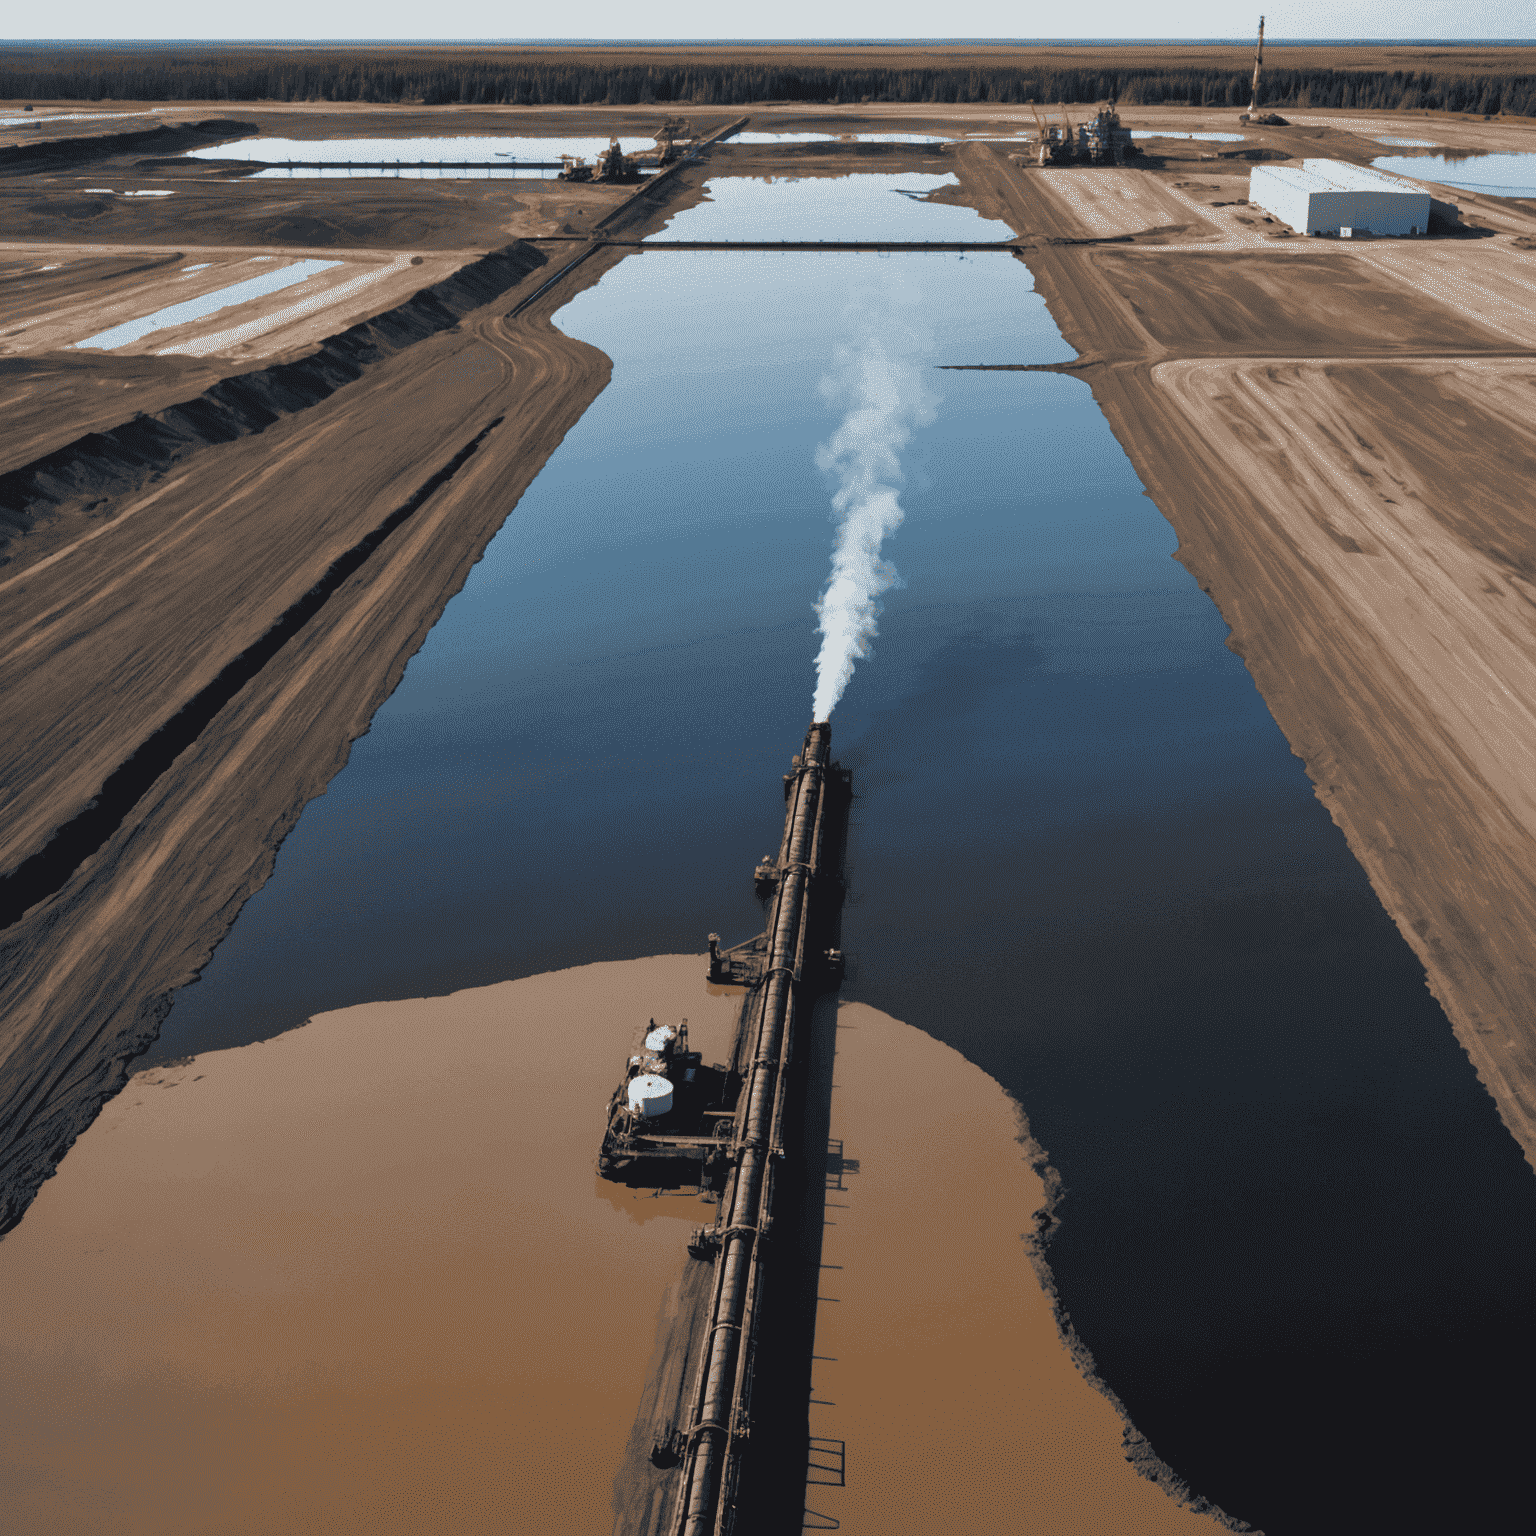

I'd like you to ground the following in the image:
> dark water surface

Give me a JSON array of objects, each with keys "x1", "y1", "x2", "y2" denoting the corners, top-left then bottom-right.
[{"x1": 147, "y1": 178, "x2": 1536, "y2": 1532}]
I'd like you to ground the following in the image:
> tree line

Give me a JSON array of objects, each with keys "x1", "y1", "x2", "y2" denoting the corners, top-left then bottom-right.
[{"x1": 3, "y1": 49, "x2": 1533, "y2": 119}]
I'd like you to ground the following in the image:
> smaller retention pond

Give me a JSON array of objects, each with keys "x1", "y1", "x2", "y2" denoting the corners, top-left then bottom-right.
[
  {"x1": 1372, "y1": 149, "x2": 1536, "y2": 198},
  {"x1": 185, "y1": 135, "x2": 662, "y2": 178},
  {"x1": 74, "y1": 258, "x2": 341, "y2": 350}
]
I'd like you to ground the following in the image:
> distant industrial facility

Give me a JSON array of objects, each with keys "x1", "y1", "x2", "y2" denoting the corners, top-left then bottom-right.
[
  {"x1": 1249, "y1": 159, "x2": 1432, "y2": 237},
  {"x1": 1027, "y1": 103, "x2": 1136, "y2": 166}
]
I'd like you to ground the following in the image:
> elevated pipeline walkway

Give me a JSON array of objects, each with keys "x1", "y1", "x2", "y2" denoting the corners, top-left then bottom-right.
[{"x1": 662, "y1": 722, "x2": 850, "y2": 1536}]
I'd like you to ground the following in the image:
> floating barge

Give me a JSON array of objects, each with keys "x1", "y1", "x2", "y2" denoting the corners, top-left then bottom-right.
[{"x1": 595, "y1": 1018, "x2": 742, "y2": 1190}]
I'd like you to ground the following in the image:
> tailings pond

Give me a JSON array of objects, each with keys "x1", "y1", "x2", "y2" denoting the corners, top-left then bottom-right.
[{"x1": 141, "y1": 172, "x2": 1536, "y2": 1531}]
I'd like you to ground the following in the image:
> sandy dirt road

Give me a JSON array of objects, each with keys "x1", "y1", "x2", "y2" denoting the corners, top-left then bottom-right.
[{"x1": 951, "y1": 137, "x2": 1536, "y2": 1166}]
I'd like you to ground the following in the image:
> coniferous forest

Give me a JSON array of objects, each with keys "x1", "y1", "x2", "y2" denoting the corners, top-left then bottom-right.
[{"x1": 3, "y1": 43, "x2": 1535, "y2": 119}]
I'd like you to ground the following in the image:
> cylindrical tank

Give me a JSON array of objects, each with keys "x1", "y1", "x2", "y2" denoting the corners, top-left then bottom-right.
[
  {"x1": 644, "y1": 1024, "x2": 677, "y2": 1054},
  {"x1": 627, "y1": 1074, "x2": 674, "y2": 1117}
]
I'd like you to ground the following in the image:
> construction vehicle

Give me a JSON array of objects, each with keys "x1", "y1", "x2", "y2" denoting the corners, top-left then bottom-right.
[
  {"x1": 1027, "y1": 101, "x2": 1076, "y2": 165},
  {"x1": 558, "y1": 137, "x2": 641, "y2": 184},
  {"x1": 655, "y1": 115, "x2": 689, "y2": 165}
]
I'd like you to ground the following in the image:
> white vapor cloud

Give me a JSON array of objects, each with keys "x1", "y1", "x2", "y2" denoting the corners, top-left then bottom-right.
[{"x1": 811, "y1": 299, "x2": 937, "y2": 721}]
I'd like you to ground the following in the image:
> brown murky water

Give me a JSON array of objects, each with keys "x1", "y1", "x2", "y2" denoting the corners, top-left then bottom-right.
[
  {"x1": 0, "y1": 956, "x2": 737, "y2": 1535},
  {"x1": 1, "y1": 961, "x2": 1220, "y2": 1533},
  {"x1": 808, "y1": 1002, "x2": 1224, "y2": 1534}
]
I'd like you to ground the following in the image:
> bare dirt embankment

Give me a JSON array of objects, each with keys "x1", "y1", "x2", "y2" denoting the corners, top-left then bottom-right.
[
  {"x1": 0, "y1": 106, "x2": 737, "y2": 1235},
  {"x1": 0, "y1": 240, "x2": 549, "y2": 556},
  {"x1": 0, "y1": 117, "x2": 255, "y2": 174},
  {"x1": 0, "y1": 240, "x2": 633, "y2": 1232},
  {"x1": 0, "y1": 225, "x2": 666, "y2": 1247},
  {"x1": 948, "y1": 138, "x2": 1536, "y2": 1168}
]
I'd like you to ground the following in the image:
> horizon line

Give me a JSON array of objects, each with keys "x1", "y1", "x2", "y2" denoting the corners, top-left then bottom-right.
[{"x1": 7, "y1": 37, "x2": 1536, "y2": 48}]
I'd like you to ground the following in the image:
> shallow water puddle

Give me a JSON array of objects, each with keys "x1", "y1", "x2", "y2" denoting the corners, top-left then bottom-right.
[
  {"x1": 72, "y1": 258, "x2": 342, "y2": 350},
  {"x1": 186, "y1": 134, "x2": 661, "y2": 178}
]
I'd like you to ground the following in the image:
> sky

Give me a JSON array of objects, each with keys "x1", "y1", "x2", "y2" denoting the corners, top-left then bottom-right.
[{"x1": 6, "y1": 2, "x2": 1532, "y2": 44}]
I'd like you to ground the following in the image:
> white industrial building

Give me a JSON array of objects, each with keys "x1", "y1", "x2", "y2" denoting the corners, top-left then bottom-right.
[{"x1": 1248, "y1": 159, "x2": 1432, "y2": 237}]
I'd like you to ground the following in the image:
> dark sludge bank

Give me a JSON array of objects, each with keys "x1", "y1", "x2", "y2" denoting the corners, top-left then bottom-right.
[{"x1": 598, "y1": 720, "x2": 852, "y2": 1536}]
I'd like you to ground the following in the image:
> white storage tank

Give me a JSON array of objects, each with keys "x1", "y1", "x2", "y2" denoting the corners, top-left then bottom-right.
[
  {"x1": 644, "y1": 1023, "x2": 678, "y2": 1054},
  {"x1": 1249, "y1": 159, "x2": 1431, "y2": 237},
  {"x1": 627, "y1": 1073, "x2": 674, "y2": 1118}
]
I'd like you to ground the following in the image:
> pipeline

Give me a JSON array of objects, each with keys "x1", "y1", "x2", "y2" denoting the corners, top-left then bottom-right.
[{"x1": 672, "y1": 721, "x2": 838, "y2": 1536}]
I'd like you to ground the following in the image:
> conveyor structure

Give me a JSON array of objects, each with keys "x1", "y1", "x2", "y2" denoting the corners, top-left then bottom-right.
[
  {"x1": 597, "y1": 721, "x2": 851, "y2": 1535},
  {"x1": 674, "y1": 720, "x2": 849, "y2": 1536}
]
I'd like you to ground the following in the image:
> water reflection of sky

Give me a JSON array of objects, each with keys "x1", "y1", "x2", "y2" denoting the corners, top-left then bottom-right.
[
  {"x1": 73, "y1": 258, "x2": 340, "y2": 350},
  {"x1": 149, "y1": 243, "x2": 1070, "y2": 1057},
  {"x1": 1, "y1": 109, "x2": 157, "y2": 127},
  {"x1": 1130, "y1": 130, "x2": 1246, "y2": 141},
  {"x1": 730, "y1": 131, "x2": 947, "y2": 144},
  {"x1": 645, "y1": 172, "x2": 1017, "y2": 242},
  {"x1": 1372, "y1": 150, "x2": 1536, "y2": 197},
  {"x1": 184, "y1": 134, "x2": 657, "y2": 173}
]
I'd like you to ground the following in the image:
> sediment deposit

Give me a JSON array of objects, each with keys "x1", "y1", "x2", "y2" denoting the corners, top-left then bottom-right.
[
  {"x1": 807, "y1": 1002, "x2": 1233, "y2": 1534},
  {"x1": 0, "y1": 958, "x2": 1231, "y2": 1534},
  {"x1": 0, "y1": 959, "x2": 738, "y2": 1534}
]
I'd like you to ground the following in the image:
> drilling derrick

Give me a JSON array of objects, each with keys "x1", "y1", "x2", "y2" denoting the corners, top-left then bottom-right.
[{"x1": 1251, "y1": 16, "x2": 1266, "y2": 112}]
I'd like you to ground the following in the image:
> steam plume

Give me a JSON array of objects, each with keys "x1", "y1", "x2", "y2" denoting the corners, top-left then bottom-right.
[{"x1": 811, "y1": 317, "x2": 937, "y2": 722}]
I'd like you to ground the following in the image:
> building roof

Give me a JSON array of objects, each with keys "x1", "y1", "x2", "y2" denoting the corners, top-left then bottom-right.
[
  {"x1": 1302, "y1": 158, "x2": 1431, "y2": 196},
  {"x1": 1253, "y1": 163, "x2": 1351, "y2": 194}
]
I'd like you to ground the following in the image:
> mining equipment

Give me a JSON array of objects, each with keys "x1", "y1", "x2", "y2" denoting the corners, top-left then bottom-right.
[
  {"x1": 598, "y1": 136, "x2": 640, "y2": 182},
  {"x1": 1026, "y1": 99, "x2": 1134, "y2": 166},
  {"x1": 655, "y1": 115, "x2": 690, "y2": 165},
  {"x1": 597, "y1": 721, "x2": 852, "y2": 1535},
  {"x1": 1078, "y1": 102, "x2": 1136, "y2": 165},
  {"x1": 1238, "y1": 18, "x2": 1286, "y2": 122},
  {"x1": 1251, "y1": 15, "x2": 1265, "y2": 113},
  {"x1": 558, "y1": 137, "x2": 643, "y2": 184},
  {"x1": 1059, "y1": 108, "x2": 1079, "y2": 159},
  {"x1": 1027, "y1": 102, "x2": 1076, "y2": 165}
]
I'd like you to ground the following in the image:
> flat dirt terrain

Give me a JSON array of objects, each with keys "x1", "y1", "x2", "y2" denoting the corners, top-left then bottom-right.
[
  {"x1": 4, "y1": 86, "x2": 1536, "y2": 1250},
  {"x1": 945, "y1": 128, "x2": 1536, "y2": 1166}
]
